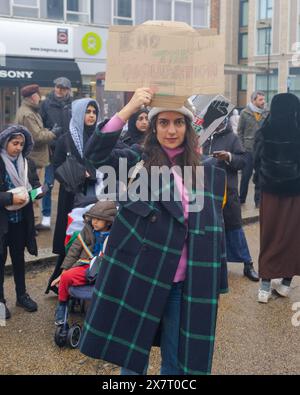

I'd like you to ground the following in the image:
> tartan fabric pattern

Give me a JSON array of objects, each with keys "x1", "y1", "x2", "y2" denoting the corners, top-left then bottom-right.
[{"x1": 80, "y1": 130, "x2": 228, "y2": 375}]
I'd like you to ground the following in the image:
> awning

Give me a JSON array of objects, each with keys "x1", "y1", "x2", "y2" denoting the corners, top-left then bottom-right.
[{"x1": 0, "y1": 57, "x2": 81, "y2": 87}]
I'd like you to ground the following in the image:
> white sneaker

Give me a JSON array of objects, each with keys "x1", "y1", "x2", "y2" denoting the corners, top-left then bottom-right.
[
  {"x1": 41, "y1": 216, "x2": 51, "y2": 228},
  {"x1": 272, "y1": 279, "x2": 291, "y2": 297},
  {"x1": 258, "y1": 289, "x2": 271, "y2": 303}
]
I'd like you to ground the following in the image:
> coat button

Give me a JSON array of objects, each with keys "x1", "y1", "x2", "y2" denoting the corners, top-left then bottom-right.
[{"x1": 150, "y1": 215, "x2": 157, "y2": 223}]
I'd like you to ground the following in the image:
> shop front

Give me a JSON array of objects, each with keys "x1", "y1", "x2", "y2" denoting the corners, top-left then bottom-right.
[
  {"x1": 0, "y1": 19, "x2": 81, "y2": 129},
  {"x1": 0, "y1": 57, "x2": 81, "y2": 129}
]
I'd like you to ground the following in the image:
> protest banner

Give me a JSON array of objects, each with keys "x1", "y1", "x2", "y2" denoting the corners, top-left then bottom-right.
[{"x1": 105, "y1": 21, "x2": 225, "y2": 108}]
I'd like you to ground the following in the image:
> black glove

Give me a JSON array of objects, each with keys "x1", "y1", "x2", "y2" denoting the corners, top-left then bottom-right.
[
  {"x1": 202, "y1": 101, "x2": 229, "y2": 129},
  {"x1": 51, "y1": 123, "x2": 63, "y2": 137}
]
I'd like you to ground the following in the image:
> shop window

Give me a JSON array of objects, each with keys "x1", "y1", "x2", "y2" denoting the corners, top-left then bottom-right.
[
  {"x1": 12, "y1": 0, "x2": 39, "y2": 18},
  {"x1": 193, "y1": 0, "x2": 210, "y2": 28}
]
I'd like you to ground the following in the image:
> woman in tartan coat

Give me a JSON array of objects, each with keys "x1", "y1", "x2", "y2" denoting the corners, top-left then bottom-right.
[{"x1": 80, "y1": 89, "x2": 228, "y2": 375}]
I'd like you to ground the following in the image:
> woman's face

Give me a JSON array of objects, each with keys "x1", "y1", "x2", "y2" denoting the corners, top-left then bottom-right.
[
  {"x1": 135, "y1": 112, "x2": 149, "y2": 133},
  {"x1": 85, "y1": 105, "x2": 97, "y2": 127},
  {"x1": 156, "y1": 111, "x2": 186, "y2": 149},
  {"x1": 6, "y1": 135, "x2": 25, "y2": 157}
]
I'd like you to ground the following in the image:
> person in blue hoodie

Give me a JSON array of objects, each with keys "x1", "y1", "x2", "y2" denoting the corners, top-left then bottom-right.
[{"x1": 46, "y1": 99, "x2": 101, "y2": 294}]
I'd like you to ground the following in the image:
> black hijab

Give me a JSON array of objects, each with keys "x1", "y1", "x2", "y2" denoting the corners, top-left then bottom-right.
[{"x1": 122, "y1": 109, "x2": 149, "y2": 146}]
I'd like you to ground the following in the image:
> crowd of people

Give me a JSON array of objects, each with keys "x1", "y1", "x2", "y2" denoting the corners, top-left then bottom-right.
[{"x1": 0, "y1": 79, "x2": 299, "y2": 375}]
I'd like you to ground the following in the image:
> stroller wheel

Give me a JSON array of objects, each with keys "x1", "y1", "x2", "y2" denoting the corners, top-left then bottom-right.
[
  {"x1": 67, "y1": 324, "x2": 82, "y2": 349},
  {"x1": 54, "y1": 324, "x2": 69, "y2": 348}
]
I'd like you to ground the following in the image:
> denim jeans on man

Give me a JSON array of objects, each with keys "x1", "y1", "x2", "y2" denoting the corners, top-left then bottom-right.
[
  {"x1": 121, "y1": 282, "x2": 183, "y2": 375},
  {"x1": 42, "y1": 164, "x2": 54, "y2": 217}
]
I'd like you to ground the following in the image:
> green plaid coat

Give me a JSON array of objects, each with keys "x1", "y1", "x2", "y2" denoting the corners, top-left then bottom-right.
[{"x1": 80, "y1": 130, "x2": 228, "y2": 375}]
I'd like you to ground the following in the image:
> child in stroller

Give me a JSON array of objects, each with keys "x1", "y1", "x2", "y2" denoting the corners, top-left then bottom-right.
[{"x1": 51, "y1": 200, "x2": 117, "y2": 348}]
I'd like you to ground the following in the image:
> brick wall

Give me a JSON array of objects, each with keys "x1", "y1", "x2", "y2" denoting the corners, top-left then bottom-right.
[{"x1": 210, "y1": 0, "x2": 220, "y2": 31}]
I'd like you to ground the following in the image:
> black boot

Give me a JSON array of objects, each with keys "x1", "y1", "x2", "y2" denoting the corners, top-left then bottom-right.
[
  {"x1": 16, "y1": 293, "x2": 38, "y2": 312},
  {"x1": 0, "y1": 299, "x2": 11, "y2": 320},
  {"x1": 243, "y1": 263, "x2": 259, "y2": 282}
]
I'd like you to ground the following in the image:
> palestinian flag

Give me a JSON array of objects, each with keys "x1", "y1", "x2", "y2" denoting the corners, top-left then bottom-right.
[{"x1": 64, "y1": 204, "x2": 94, "y2": 253}]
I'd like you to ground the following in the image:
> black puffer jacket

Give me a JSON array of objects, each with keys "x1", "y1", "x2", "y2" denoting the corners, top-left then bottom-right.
[{"x1": 254, "y1": 93, "x2": 300, "y2": 196}]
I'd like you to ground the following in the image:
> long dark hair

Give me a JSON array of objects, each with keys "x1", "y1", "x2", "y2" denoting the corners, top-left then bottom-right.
[{"x1": 143, "y1": 114, "x2": 200, "y2": 187}]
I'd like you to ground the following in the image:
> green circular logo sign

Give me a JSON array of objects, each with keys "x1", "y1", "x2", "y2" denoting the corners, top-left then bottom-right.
[{"x1": 82, "y1": 32, "x2": 102, "y2": 56}]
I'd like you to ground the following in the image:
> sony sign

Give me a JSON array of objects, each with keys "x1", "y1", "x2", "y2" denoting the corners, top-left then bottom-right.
[{"x1": 0, "y1": 70, "x2": 34, "y2": 79}]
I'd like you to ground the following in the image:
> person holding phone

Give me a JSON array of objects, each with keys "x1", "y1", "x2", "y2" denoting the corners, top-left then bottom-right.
[{"x1": 203, "y1": 117, "x2": 259, "y2": 282}]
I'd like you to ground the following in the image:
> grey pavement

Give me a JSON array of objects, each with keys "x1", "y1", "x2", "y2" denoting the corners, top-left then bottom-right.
[{"x1": 1, "y1": 222, "x2": 300, "y2": 375}]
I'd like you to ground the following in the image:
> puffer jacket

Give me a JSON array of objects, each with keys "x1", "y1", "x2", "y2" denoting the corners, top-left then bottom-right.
[{"x1": 61, "y1": 222, "x2": 95, "y2": 270}]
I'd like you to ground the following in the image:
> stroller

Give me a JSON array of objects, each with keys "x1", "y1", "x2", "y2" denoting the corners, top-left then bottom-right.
[
  {"x1": 53, "y1": 202, "x2": 112, "y2": 349},
  {"x1": 54, "y1": 285, "x2": 94, "y2": 349},
  {"x1": 54, "y1": 204, "x2": 96, "y2": 349}
]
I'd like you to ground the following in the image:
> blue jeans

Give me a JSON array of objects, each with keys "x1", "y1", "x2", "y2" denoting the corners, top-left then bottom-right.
[
  {"x1": 121, "y1": 282, "x2": 183, "y2": 376},
  {"x1": 226, "y1": 228, "x2": 252, "y2": 264},
  {"x1": 42, "y1": 164, "x2": 54, "y2": 217}
]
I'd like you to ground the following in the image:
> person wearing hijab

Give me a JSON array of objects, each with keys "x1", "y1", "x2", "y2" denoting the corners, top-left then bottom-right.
[
  {"x1": 203, "y1": 117, "x2": 259, "y2": 282},
  {"x1": 0, "y1": 125, "x2": 41, "y2": 318},
  {"x1": 254, "y1": 93, "x2": 300, "y2": 303},
  {"x1": 121, "y1": 109, "x2": 149, "y2": 146},
  {"x1": 46, "y1": 99, "x2": 100, "y2": 294}
]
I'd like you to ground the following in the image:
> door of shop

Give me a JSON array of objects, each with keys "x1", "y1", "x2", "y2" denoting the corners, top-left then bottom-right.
[{"x1": 0, "y1": 87, "x2": 19, "y2": 130}]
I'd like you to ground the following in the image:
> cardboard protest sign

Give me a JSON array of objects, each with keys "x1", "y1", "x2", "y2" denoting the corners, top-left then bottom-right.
[
  {"x1": 105, "y1": 21, "x2": 225, "y2": 107},
  {"x1": 190, "y1": 95, "x2": 235, "y2": 146}
]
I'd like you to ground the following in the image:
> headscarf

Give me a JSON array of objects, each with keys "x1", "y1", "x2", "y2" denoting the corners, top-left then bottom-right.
[
  {"x1": 69, "y1": 98, "x2": 100, "y2": 158},
  {"x1": 124, "y1": 109, "x2": 149, "y2": 145},
  {"x1": 0, "y1": 125, "x2": 34, "y2": 190},
  {"x1": 262, "y1": 93, "x2": 300, "y2": 140}
]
